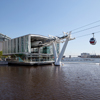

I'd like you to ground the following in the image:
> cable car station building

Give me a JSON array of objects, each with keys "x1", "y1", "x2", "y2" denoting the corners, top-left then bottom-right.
[{"x1": 2, "y1": 34, "x2": 60, "y2": 65}]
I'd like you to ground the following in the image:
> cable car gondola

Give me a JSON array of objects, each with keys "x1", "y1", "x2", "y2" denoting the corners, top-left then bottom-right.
[{"x1": 89, "y1": 33, "x2": 96, "y2": 45}]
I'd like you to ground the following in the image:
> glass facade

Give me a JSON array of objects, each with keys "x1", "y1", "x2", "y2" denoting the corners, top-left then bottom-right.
[
  {"x1": 40, "y1": 45, "x2": 53, "y2": 54},
  {"x1": 3, "y1": 35, "x2": 29, "y2": 55},
  {"x1": 0, "y1": 33, "x2": 11, "y2": 42},
  {"x1": 3, "y1": 35, "x2": 60, "y2": 55},
  {"x1": 2, "y1": 34, "x2": 60, "y2": 63}
]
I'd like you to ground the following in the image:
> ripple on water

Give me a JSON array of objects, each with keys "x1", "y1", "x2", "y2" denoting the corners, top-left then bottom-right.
[{"x1": 0, "y1": 63, "x2": 100, "y2": 100}]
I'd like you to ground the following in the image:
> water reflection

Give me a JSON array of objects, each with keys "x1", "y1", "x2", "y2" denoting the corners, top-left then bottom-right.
[{"x1": 0, "y1": 64, "x2": 100, "y2": 100}]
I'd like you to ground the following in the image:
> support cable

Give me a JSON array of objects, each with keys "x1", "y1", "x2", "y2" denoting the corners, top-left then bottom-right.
[
  {"x1": 58, "y1": 20, "x2": 100, "y2": 36},
  {"x1": 71, "y1": 25, "x2": 100, "y2": 34},
  {"x1": 71, "y1": 20, "x2": 100, "y2": 31},
  {"x1": 75, "y1": 31, "x2": 100, "y2": 39}
]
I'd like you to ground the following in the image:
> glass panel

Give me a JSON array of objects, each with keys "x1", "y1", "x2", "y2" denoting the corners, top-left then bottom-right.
[
  {"x1": 11, "y1": 40, "x2": 13, "y2": 53},
  {"x1": 40, "y1": 45, "x2": 53, "y2": 54},
  {"x1": 14, "y1": 39, "x2": 16, "y2": 53},
  {"x1": 56, "y1": 43, "x2": 60, "y2": 54},
  {"x1": 21, "y1": 37, "x2": 24, "y2": 52},
  {"x1": 31, "y1": 48, "x2": 39, "y2": 53},
  {"x1": 25, "y1": 36, "x2": 28, "y2": 52},
  {"x1": 17, "y1": 38, "x2": 19, "y2": 53}
]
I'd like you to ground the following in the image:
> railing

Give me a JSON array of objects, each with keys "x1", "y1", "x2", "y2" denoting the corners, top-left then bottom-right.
[{"x1": 6, "y1": 58, "x2": 54, "y2": 63}]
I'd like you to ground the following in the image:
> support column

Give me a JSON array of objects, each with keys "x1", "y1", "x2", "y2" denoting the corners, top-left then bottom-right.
[
  {"x1": 9, "y1": 40, "x2": 11, "y2": 54},
  {"x1": 38, "y1": 47, "x2": 41, "y2": 62},
  {"x1": 26, "y1": 56, "x2": 28, "y2": 62},
  {"x1": 55, "y1": 38, "x2": 69, "y2": 66},
  {"x1": 28, "y1": 35, "x2": 31, "y2": 53},
  {"x1": 4, "y1": 42, "x2": 5, "y2": 54},
  {"x1": 53, "y1": 42, "x2": 58, "y2": 63},
  {"x1": 6, "y1": 41, "x2": 8, "y2": 54},
  {"x1": 5, "y1": 41, "x2": 7, "y2": 54}
]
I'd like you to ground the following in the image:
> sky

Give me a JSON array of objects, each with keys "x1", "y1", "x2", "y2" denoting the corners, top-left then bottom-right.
[{"x1": 0, "y1": 0, "x2": 100, "y2": 56}]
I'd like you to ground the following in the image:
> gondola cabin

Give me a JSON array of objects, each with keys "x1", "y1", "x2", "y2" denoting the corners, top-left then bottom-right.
[{"x1": 89, "y1": 37, "x2": 96, "y2": 45}]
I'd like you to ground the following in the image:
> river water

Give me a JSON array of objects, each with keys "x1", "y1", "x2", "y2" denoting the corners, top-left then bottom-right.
[{"x1": 0, "y1": 63, "x2": 100, "y2": 100}]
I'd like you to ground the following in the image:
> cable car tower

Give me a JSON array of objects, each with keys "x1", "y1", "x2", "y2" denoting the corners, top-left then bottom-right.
[{"x1": 50, "y1": 32, "x2": 75, "y2": 66}]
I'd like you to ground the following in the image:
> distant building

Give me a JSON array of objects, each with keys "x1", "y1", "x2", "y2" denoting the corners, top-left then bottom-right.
[
  {"x1": 81, "y1": 53, "x2": 100, "y2": 58},
  {"x1": 0, "y1": 33, "x2": 11, "y2": 51},
  {"x1": 89, "y1": 55, "x2": 100, "y2": 58},
  {"x1": 81, "y1": 53, "x2": 90, "y2": 58}
]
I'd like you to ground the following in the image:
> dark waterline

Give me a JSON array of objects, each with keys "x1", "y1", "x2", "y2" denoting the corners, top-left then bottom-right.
[{"x1": 0, "y1": 63, "x2": 100, "y2": 100}]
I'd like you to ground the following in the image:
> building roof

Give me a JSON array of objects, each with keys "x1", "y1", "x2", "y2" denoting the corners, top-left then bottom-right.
[
  {"x1": 0, "y1": 33, "x2": 11, "y2": 40},
  {"x1": 11, "y1": 34, "x2": 49, "y2": 40}
]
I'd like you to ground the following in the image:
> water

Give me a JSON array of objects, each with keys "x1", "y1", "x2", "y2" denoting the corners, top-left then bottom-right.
[{"x1": 0, "y1": 63, "x2": 100, "y2": 100}]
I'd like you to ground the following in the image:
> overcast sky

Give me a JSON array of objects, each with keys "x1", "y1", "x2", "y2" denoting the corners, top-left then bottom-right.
[{"x1": 0, "y1": 0, "x2": 100, "y2": 56}]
